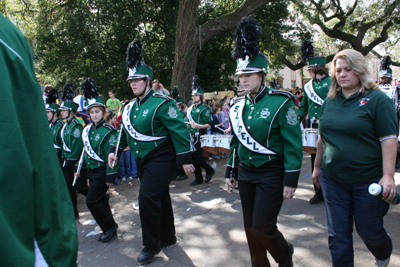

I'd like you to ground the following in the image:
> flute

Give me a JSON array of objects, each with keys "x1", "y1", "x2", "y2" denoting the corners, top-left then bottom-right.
[
  {"x1": 112, "y1": 125, "x2": 124, "y2": 168},
  {"x1": 73, "y1": 150, "x2": 85, "y2": 186}
]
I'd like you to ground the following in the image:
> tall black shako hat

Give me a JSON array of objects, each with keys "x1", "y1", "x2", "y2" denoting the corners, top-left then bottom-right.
[
  {"x1": 301, "y1": 40, "x2": 326, "y2": 70},
  {"x1": 60, "y1": 83, "x2": 79, "y2": 112},
  {"x1": 126, "y1": 39, "x2": 153, "y2": 81},
  {"x1": 82, "y1": 78, "x2": 105, "y2": 110},
  {"x1": 233, "y1": 15, "x2": 268, "y2": 75},
  {"x1": 171, "y1": 86, "x2": 184, "y2": 103},
  {"x1": 380, "y1": 56, "x2": 392, "y2": 78},
  {"x1": 192, "y1": 75, "x2": 204, "y2": 95},
  {"x1": 45, "y1": 88, "x2": 61, "y2": 114}
]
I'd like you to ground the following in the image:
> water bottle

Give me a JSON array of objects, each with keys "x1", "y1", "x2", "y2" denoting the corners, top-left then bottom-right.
[{"x1": 368, "y1": 183, "x2": 400, "y2": 204}]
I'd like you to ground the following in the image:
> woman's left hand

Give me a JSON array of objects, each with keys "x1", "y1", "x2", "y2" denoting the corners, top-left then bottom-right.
[
  {"x1": 283, "y1": 186, "x2": 296, "y2": 200},
  {"x1": 190, "y1": 122, "x2": 198, "y2": 129},
  {"x1": 379, "y1": 175, "x2": 396, "y2": 201},
  {"x1": 183, "y1": 164, "x2": 195, "y2": 177}
]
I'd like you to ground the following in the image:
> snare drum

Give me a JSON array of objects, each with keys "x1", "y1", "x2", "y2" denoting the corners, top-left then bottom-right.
[
  {"x1": 301, "y1": 129, "x2": 307, "y2": 147},
  {"x1": 304, "y1": 128, "x2": 318, "y2": 148},
  {"x1": 214, "y1": 135, "x2": 222, "y2": 148},
  {"x1": 200, "y1": 135, "x2": 216, "y2": 148},
  {"x1": 220, "y1": 135, "x2": 232, "y2": 150}
]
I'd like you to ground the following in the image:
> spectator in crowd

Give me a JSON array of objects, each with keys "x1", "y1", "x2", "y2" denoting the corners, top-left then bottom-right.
[
  {"x1": 313, "y1": 49, "x2": 397, "y2": 267},
  {"x1": 152, "y1": 79, "x2": 170, "y2": 95},
  {"x1": 105, "y1": 110, "x2": 118, "y2": 129},
  {"x1": 106, "y1": 90, "x2": 121, "y2": 116},
  {"x1": 294, "y1": 90, "x2": 303, "y2": 109}
]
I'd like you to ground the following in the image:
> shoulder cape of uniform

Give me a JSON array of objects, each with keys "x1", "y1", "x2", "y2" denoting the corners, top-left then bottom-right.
[
  {"x1": 72, "y1": 119, "x2": 82, "y2": 126},
  {"x1": 231, "y1": 95, "x2": 246, "y2": 105},
  {"x1": 103, "y1": 122, "x2": 116, "y2": 131},
  {"x1": 268, "y1": 89, "x2": 295, "y2": 100},
  {"x1": 153, "y1": 93, "x2": 172, "y2": 100}
]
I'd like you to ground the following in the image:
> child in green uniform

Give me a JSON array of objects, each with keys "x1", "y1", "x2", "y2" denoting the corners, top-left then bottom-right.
[
  {"x1": 46, "y1": 88, "x2": 65, "y2": 166},
  {"x1": 225, "y1": 16, "x2": 302, "y2": 267},
  {"x1": 108, "y1": 40, "x2": 194, "y2": 265},
  {"x1": 60, "y1": 83, "x2": 89, "y2": 219},
  {"x1": 74, "y1": 78, "x2": 119, "y2": 243}
]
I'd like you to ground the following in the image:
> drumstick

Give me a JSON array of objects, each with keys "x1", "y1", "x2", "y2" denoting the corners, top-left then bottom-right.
[{"x1": 216, "y1": 126, "x2": 225, "y2": 132}]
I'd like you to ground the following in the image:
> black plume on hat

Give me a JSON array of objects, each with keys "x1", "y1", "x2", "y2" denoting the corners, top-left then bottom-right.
[
  {"x1": 126, "y1": 39, "x2": 143, "y2": 69},
  {"x1": 46, "y1": 88, "x2": 58, "y2": 105},
  {"x1": 171, "y1": 86, "x2": 179, "y2": 100},
  {"x1": 301, "y1": 40, "x2": 314, "y2": 63},
  {"x1": 232, "y1": 15, "x2": 262, "y2": 61},
  {"x1": 380, "y1": 56, "x2": 391, "y2": 71},
  {"x1": 61, "y1": 83, "x2": 75, "y2": 102},
  {"x1": 82, "y1": 78, "x2": 98, "y2": 100},
  {"x1": 192, "y1": 75, "x2": 202, "y2": 90}
]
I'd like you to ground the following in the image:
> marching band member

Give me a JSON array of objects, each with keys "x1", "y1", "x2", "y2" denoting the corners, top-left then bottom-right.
[
  {"x1": 297, "y1": 40, "x2": 331, "y2": 204},
  {"x1": 187, "y1": 75, "x2": 215, "y2": 186},
  {"x1": 74, "y1": 78, "x2": 119, "y2": 243},
  {"x1": 379, "y1": 56, "x2": 399, "y2": 113},
  {"x1": 225, "y1": 16, "x2": 302, "y2": 267},
  {"x1": 108, "y1": 40, "x2": 194, "y2": 264},
  {"x1": 60, "y1": 83, "x2": 89, "y2": 219},
  {"x1": 46, "y1": 88, "x2": 65, "y2": 166}
]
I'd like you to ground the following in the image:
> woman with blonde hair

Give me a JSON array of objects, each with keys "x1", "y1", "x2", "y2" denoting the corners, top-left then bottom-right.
[{"x1": 313, "y1": 49, "x2": 398, "y2": 267}]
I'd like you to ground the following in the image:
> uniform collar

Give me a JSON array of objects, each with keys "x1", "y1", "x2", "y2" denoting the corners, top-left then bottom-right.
[
  {"x1": 67, "y1": 116, "x2": 75, "y2": 124},
  {"x1": 137, "y1": 89, "x2": 153, "y2": 106},
  {"x1": 313, "y1": 75, "x2": 329, "y2": 83},
  {"x1": 247, "y1": 85, "x2": 268, "y2": 104},
  {"x1": 92, "y1": 118, "x2": 105, "y2": 130},
  {"x1": 194, "y1": 102, "x2": 203, "y2": 108},
  {"x1": 52, "y1": 118, "x2": 59, "y2": 126}
]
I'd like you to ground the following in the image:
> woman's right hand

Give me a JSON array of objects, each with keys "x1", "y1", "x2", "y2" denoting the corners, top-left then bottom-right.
[
  {"x1": 312, "y1": 166, "x2": 321, "y2": 189},
  {"x1": 108, "y1": 153, "x2": 118, "y2": 169},
  {"x1": 226, "y1": 178, "x2": 236, "y2": 193}
]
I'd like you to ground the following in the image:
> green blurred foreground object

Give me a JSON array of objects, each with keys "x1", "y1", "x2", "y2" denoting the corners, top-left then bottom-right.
[{"x1": 0, "y1": 13, "x2": 78, "y2": 267}]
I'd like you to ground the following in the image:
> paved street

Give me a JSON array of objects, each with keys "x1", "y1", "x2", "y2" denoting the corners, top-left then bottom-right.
[{"x1": 76, "y1": 152, "x2": 400, "y2": 267}]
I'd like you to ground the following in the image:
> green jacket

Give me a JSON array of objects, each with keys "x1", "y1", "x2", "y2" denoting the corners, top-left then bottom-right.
[
  {"x1": 187, "y1": 103, "x2": 213, "y2": 134},
  {"x1": 79, "y1": 119, "x2": 120, "y2": 183},
  {"x1": 298, "y1": 76, "x2": 331, "y2": 120},
  {"x1": 50, "y1": 118, "x2": 65, "y2": 154},
  {"x1": 112, "y1": 90, "x2": 192, "y2": 164},
  {"x1": 62, "y1": 116, "x2": 84, "y2": 165},
  {"x1": 0, "y1": 13, "x2": 77, "y2": 267},
  {"x1": 227, "y1": 87, "x2": 303, "y2": 187}
]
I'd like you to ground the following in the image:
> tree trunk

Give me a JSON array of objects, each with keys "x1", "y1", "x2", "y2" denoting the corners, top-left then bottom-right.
[
  {"x1": 171, "y1": 0, "x2": 277, "y2": 103},
  {"x1": 171, "y1": 0, "x2": 200, "y2": 103}
]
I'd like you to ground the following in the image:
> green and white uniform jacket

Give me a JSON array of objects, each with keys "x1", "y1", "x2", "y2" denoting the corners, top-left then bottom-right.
[
  {"x1": 61, "y1": 117, "x2": 84, "y2": 166},
  {"x1": 227, "y1": 86, "x2": 303, "y2": 187},
  {"x1": 186, "y1": 103, "x2": 213, "y2": 134},
  {"x1": 79, "y1": 119, "x2": 119, "y2": 183},
  {"x1": 50, "y1": 118, "x2": 65, "y2": 154},
  {"x1": 298, "y1": 76, "x2": 331, "y2": 121},
  {"x1": 111, "y1": 90, "x2": 192, "y2": 165}
]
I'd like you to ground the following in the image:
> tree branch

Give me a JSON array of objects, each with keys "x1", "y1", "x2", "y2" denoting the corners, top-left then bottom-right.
[
  {"x1": 371, "y1": 50, "x2": 400, "y2": 67},
  {"x1": 200, "y1": 0, "x2": 277, "y2": 43}
]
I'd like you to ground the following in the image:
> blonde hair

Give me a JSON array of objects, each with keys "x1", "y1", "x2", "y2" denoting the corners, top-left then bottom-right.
[{"x1": 328, "y1": 49, "x2": 378, "y2": 99}]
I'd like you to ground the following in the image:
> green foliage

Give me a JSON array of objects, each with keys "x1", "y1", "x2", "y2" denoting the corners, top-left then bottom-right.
[{"x1": 35, "y1": 0, "x2": 178, "y2": 99}]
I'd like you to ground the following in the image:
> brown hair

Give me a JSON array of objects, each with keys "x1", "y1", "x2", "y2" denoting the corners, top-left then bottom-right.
[{"x1": 104, "y1": 110, "x2": 116, "y2": 122}]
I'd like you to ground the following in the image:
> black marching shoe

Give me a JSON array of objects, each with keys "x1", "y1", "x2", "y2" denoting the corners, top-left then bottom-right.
[
  {"x1": 137, "y1": 245, "x2": 161, "y2": 264},
  {"x1": 159, "y1": 236, "x2": 177, "y2": 248},
  {"x1": 190, "y1": 180, "x2": 203, "y2": 186},
  {"x1": 279, "y1": 242, "x2": 294, "y2": 267},
  {"x1": 205, "y1": 169, "x2": 215, "y2": 183},
  {"x1": 98, "y1": 224, "x2": 118, "y2": 243},
  {"x1": 309, "y1": 189, "x2": 324, "y2": 204}
]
